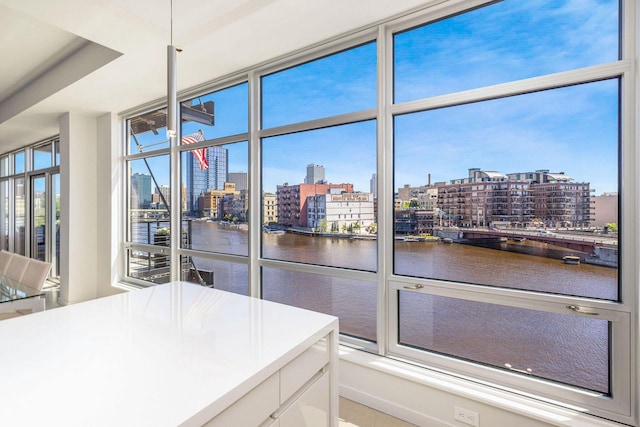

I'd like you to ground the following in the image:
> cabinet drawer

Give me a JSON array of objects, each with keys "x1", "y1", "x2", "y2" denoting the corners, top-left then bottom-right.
[
  {"x1": 278, "y1": 371, "x2": 330, "y2": 427},
  {"x1": 204, "y1": 373, "x2": 279, "y2": 427},
  {"x1": 280, "y1": 337, "x2": 329, "y2": 403}
]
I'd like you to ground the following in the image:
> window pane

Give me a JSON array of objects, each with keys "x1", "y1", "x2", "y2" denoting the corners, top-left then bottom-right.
[
  {"x1": 14, "y1": 177, "x2": 25, "y2": 255},
  {"x1": 181, "y1": 83, "x2": 248, "y2": 140},
  {"x1": 128, "y1": 155, "x2": 171, "y2": 244},
  {"x1": 262, "y1": 42, "x2": 377, "y2": 128},
  {"x1": 127, "y1": 248, "x2": 172, "y2": 284},
  {"x1": 33, "y1": 143, "x2": 52, "y2": 170},
  {"x1": 127, "y1": 108, "x2": 169, "y2": 154},
  {"x1": 54, "y1": 140, "x2": 60, "y2": 166},
  {"x1": 181, "y1": 256, "x2": 248, "y2": 295},
  {"x1": 399, "y1": 291, "x2": 609, "y2": 393},
  {"x1": 394, "y1": 0, "x2": 620, "y2": 103},
  {"x1": 263, "y1": 268, "x2": 376, "y2": 342},
  {"x1": 31, "y1": 176, "x2": 46, "y2": 261},
  {"x1": 182, "y1": 141, "x2": 248, "y2": 256},
  {"x1": 262, "y1": 121, "x2": 377, "y2": 271},
  {"x1": 0, "y1": 156, "x2": 9, "y2": 177},
  {"x1": 14, "y1": 151, "x2": 25, "y2": 174},
  {"x1": 53, "y1": 174, "x2": 60, "y2": 277},
  {"x1": 394, "y1": 80, "x2": 619, "y2": 300},
  {"x1": 1, "y1": 180, "x2": 8, "y2": 250}
]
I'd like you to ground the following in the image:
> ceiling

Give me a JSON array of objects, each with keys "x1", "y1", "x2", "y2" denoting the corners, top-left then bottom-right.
[{"x1": 0, "y1": 0, "x2": 432, "y2": 152}]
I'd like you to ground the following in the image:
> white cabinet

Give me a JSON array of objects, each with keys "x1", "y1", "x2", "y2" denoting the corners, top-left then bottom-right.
[
  {"x1": 205, "y1": 336, "x2": 334, "y2": 427},
  {"x1": 278, "y1": 371, "x2": 330, "y2": 427},
  {"x1": 203, "y1": 373, "x2": 280, "y2": 427}
]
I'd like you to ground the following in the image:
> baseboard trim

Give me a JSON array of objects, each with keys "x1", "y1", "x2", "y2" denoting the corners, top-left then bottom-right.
[{"x1": 340, "y1": 383, "x2": 453, "y2": 426}]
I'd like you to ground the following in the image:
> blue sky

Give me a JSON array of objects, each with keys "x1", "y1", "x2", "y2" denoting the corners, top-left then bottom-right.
[{"x1": 131, "y1": 0, "x2": 620, "y2": 196}]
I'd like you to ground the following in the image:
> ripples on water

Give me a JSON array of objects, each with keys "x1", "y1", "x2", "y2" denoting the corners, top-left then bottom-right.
[{"x1": 188, "y1": 222, "x2": 614, "y2": 393}]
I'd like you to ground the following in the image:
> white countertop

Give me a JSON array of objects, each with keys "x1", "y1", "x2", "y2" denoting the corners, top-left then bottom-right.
[{"x1": 0, "y1": 282, "x2": 338, "y2": 426}]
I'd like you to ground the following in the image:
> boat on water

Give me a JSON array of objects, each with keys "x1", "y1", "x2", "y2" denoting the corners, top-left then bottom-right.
[
  {"x1": 563, "y1": 255, "x2": 581, "y2": 265},
  {"x1": 442, "y1": 237, "x2": 453, "y2": 243},
  {"x1": 263, "y1": 227, "x2": 285, "y2": 235}
]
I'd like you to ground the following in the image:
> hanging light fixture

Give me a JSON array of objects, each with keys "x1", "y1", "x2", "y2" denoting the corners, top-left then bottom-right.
[{"x1": 166, "y1": 0, "x2": 178, "y2": 141}]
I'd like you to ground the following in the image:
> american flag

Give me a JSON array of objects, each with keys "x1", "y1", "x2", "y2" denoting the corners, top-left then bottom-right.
[{"x1": 182, "y1": 131, "x2": 208, "y2": 170}]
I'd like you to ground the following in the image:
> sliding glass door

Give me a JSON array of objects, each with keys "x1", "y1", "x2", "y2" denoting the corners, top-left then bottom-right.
[
  {"x1": 28, "y1": 172, "x2": 59, "y2": 278},
  {"x1": 31, "y1": 175, "x2": 46, "y2": 261}
]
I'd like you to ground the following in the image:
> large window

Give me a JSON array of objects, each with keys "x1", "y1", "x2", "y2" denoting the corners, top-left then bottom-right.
[
  {"x1": 0, "y1": 139, "x2": 60, "y2": 279},
  {"x1": 180, "y1": 83, "x2": 249, "y2": 291},
  {"x1": 260, "y1": 42, "x2": 378, "y2": 343},
  {"x1": 125, "y1": 83, "x2": 250, "y2": 290},
  {"x1": 394, "y1": 79, "x2": 619, "y2": 300},
  {"x1": 261, "y1": 121, "x2": 377, "y2": 272},
  {"x1": 390, "y1": 0, "x2": 627, "y2": 420},
  {"x1": 121, "y1": 0, "x2": 634, "y2": 423},
  {"x1": 125, "y1": 108, "x2": 173, "y2": 284}
]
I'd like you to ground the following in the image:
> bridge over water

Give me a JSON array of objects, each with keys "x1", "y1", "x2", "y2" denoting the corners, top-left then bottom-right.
[{"x1": 461, "y1": 229, "x2": 616, "y2": 254}]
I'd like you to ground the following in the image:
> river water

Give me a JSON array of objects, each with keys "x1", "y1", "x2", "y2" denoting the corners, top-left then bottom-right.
[{"x1": 186, "y1": 221, "x2": 615, "y2": 394}]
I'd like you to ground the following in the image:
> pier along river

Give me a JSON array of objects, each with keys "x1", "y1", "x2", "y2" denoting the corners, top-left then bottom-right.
[{"x1": 186, "y1": 221, "x2": 615, "y2": 394}]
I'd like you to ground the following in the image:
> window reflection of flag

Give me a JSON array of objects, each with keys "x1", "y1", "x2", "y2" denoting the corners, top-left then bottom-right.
[{"x1": 182, "y1": 131, "x2": 208, "y2": 170}]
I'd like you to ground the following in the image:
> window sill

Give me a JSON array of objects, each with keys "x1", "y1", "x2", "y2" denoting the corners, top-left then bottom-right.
[{"x1": 339, "y1": 346, "x2": 627, "y2": 427}]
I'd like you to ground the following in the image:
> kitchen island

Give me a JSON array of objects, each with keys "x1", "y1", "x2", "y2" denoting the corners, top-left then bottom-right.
[{"x1": 0, "y1": 282, "x2": 339, "y2": 426}]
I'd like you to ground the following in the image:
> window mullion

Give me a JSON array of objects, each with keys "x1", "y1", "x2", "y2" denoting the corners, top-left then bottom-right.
[
  {"x1": 249, "y1": 69, "x2": 262, "y2": 298},
  {"x1": 379, "y1": 23, "x2": 393, "y2": 357}
]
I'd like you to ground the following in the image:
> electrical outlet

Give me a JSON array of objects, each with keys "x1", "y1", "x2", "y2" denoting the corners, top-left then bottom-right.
[{"x1": 454, "y1": 406, "x2": 479, "y2": 426}]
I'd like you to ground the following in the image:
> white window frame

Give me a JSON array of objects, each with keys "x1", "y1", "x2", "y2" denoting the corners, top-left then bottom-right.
[{"x1": 383, "y1": 0, "x2": 635, "y2": 423}]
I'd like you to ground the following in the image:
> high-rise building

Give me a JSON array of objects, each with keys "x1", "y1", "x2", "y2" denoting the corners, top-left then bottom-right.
[
  {"x1": 228, "y1": 172, "x2": 248, "y2": 191},
  {"x1": 131, "y1": 173, "x2": 152, "y2": 209},
  {"x1": 153, "y1": 184, "x2": 170, "y2": 209},
  {"x1": 304, "y1": 164, "x2": 325, "y2": 184},
  {"x1": 209, "y1": 147, "x2": 229, "y2": 191},
  {"x1": 370, "y1": 173, "x2": 377, "y2": 198},
  {"x1": 186, "y1": 146, "x2": 229, "y2": 214}
]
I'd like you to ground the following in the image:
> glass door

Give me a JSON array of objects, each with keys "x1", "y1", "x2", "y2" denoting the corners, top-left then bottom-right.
[
  {"x1": 31, "y1": 175, "x2": 46, "y2": 261},
  {"x1": 0, "y1": 180, "x2": 9, "y2": 250},
  {"x1": 14, "y1": 177, "x2": 25, "y2": 255},
  {"x1": 28, "y1": 172, "x2": 60, "y2": 279},
  {"x1": 52, "y1": 173, "x2": 60, "y2": 277},
  {"x1": 29, "y1": 171, "x2": 60, "y2": 278}
]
